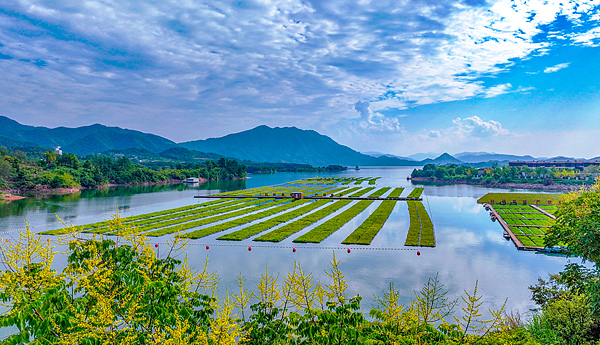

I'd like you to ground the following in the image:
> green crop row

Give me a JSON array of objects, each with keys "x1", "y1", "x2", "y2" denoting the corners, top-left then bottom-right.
[
  {"x1": 218, "y1": 200, "x2": 323, "y2": 241},
  {"x1": 537, "y1": 205, "x2": 558, "y2": 214},
  {"x1": 407, "y1": 188, "x2": 424, "y2": 198},
  {"x1": 145, "y1": 199, "x2": 290, "y2": 237},
  {"x1": 341, "y1": 200, "x2": 397, "y2": 245},
  {"x1": 416, "y1": 202, "x2": 435, "y2": 247},
  {"x1": 293, "y1": 188, "x2": 392, "y2": 243},
  {"x1": 217, "y1": 187, "x2": 351, "y2": 241},
  {"x1": 294, "y1": 201, "x2": 374, "y2": 243},
  {"x1": 103, "y1": 199, "x2": 253, "y2": 232},
  {"x1": 252, "y1": 187, "x2": 377, "y2": 242},
  {"x1": 404, "y1": 201, "x2": 435, "y2": 247},
  {"x1": 368, "y1": 177, "x2": 381, "y2": 185},
  {"x1": 253, "y1": 200, "x2": 351, "y2": 242},
  {"x1": 477, "y1": 193, "x2": 563, "y2": 205},
  {"x1": 145, "y1": 186, "x2": 346, "y2": 238},
  {"x1": 136, "y1": 186, "x2": 329, "y2": 236},
  {"x1": 404, "y1": 201, "x2": 420, "y2": 246},
  {"x1": 510, "y1": 226, "x2": 547, "y2": 236},
  {"x1": 215, "y1": 185, "x2": 276, "y2": 196},
  {"x1": 515, "y1": 235, "x2": 545, "y2": 248},
  {"x1": 387, "y1": 187, "x2": 405, "y2": 198},
  {"x1": 182, "y1": 198, "x2": 313, "y2": 239},
  {"x1": 353, "y1": 177, "x2": 370, "y2": 185},
  {"x1": 41, "y1": 198, "x2": 235, "y2": 235},
  {"x1": 114, "y1": 198, "x2": 276, "y2": 235}
]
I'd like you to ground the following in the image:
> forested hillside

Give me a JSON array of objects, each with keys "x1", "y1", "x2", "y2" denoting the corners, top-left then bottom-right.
[{"x1": 0, "y1": 148, "x2": 245, "y2": 193}]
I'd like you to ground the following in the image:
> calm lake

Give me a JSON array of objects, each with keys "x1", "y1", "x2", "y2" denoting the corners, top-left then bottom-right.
[{"x1": 0, "y1": 167, "x2": 576, "y2": 318}]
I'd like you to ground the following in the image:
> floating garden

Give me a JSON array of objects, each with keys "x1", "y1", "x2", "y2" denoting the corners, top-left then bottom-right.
[
  {"x1": 478, "y1": 192, "x2": 560, "y2": 250},
  {"x1": 43, "y1": 179, "x2": 435, "y2": 248}
]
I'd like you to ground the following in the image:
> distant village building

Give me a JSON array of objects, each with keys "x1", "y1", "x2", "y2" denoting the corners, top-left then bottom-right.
[
  {"x1": 509, "y1": 160, "x2": 600, "y2": 169},
  {"x1": 54, "y1": 146, "x2": 62, "y2": 155},
  {"x1": 477, "y1": 168, "x2": 490, "y2": 176}
]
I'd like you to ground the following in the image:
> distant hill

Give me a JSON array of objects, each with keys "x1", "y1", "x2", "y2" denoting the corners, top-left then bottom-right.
[
  {"x1": 0, "y1": 116, "x2": 176, "y2": 154},
  {"x1": 0, "y1": 135, "x2": 43, "y2": 149},
  {"x1": 408, "y1": 152, "x2": 440, "y2": 161},
  {"x1": 422, "y1": 153, "x2": 463, "y2": 165},
  {"x1": 362, "y1": 151, "x2": 414, "y2": 161},
  {"x1": 454, "y1": 152, "x2": 536, "y2": 163},
  {"x1": 101, "y1": 147, "x2": 226, "y2": 162},
  {"x1": 180, "y1": 125, "x2": 418, "y2": 166}
]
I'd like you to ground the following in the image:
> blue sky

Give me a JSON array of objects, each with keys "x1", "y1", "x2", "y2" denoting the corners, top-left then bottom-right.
[{"x1": 1, "y1": 0, "x2": 599, "y2": 158}]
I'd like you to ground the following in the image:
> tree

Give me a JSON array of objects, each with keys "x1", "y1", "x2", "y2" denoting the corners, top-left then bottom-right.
[
  {"x1": 44, "y1": 151, "x2": 58, "y2": 167},
  {"x1": 545, "y1": 179, "x2": 600, "y2": 264},
  {"x1": 0, "y1": 218, "x2": 241, "y2": 344}
]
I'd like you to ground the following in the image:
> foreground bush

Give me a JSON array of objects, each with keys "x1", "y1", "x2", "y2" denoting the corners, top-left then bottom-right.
[{"x1": 1, "y1": 217, "x2": 544, "y2": 344}]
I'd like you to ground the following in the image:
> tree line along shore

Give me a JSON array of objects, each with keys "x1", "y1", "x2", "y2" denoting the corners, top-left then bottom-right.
[
  {"x1": 0, "y1": 147, "x2": 349, "y2": 198},
  {"x1": 410, "y1": 163, "x2": 599, "y2": 191},
  {"x1": 0, "y1": 148, "x2": 246, "y2": 197}
]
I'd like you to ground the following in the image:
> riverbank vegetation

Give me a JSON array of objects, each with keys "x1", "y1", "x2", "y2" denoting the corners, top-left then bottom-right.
[
  {"x1": 2, "y1": 222, "x2": 585, "y2": 344},
  {"x1": 0, "y1": 148, "x2": 246, "y2": 193},
  {"x1": 411, "y1": 163, "x2": 599, "y2": 187}
]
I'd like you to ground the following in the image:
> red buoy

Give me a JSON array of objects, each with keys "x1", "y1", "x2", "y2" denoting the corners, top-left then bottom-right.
[
  {"x1": 155, "y1": 243, "x2": 158, "y2": 248},
  {"x1": 417, "y1": 251, "x2": 421, "y2": 256},
  {"x1": 206, "y1": 245, "x2": 210, "y2": 250},
  {"x1": 293, "y1": 248, "x2": 296, "y2": 253},
  {"x1": 347, "y1": 248, "x2": 351, "y2": 253},
  {"x1": 248, "y1": 246, "x2": 252, "y2": 251}
]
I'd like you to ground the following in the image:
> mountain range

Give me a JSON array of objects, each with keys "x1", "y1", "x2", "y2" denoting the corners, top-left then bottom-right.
[
  {"x1": 0, "y1": 116, "x2": 176, "y2": 154},
  {"x1": 1, "y1": 115, "x2": 596, "y2": 167}
]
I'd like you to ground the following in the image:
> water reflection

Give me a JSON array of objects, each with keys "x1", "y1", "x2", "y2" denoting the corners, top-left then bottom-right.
[{"x1": 0, "y1": 168, "x2": 579, "y2": 318}]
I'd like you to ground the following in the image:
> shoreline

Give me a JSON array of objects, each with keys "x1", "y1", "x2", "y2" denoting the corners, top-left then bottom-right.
[
  {"x1": 408, "y1": 177, "x2": 586, "y2": 192},
  {"x1": 0, "y1": 176, "x2": 245, "y2": 199}
]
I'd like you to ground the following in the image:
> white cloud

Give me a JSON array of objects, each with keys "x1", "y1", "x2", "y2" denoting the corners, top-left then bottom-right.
[
  {"x1": 428, "y1": 130, "x2": 442, "y2": 138},
  {"x1": 485, "y1": 83, "x2": 512, "y2": 98},
  {"x1": 0, "y1": 0, "x2": 598, "y2": 141},
  {"x1": 352, "y1": 101, "x2": 403, "y2": 132},
  {"x1": 453, "y1": 116, "x2": 510, "y2": 138},
  {"x1": 544, "y1": 63, "x2": 571, "y2": 73}
]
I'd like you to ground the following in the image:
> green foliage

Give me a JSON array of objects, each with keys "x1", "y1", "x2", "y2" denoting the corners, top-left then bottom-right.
[
  {"x1": 545, "y1": 180, "x2": 600, "y2": 263},
  {"x1": 1, "y1": 222, "x2": 551, "y2": 344},
  {"x1": 1, "y1": 149, "x2": 246, "y2": 193},
  {"x1": 413, "y1": 164, "x2": 596, "y2": 187},
  {"x1": 0, "y1": 222, "x2": 222, "y2": 344},
  {"x1": 528, "y1": 294, "x2": 599, "y2": 345}
]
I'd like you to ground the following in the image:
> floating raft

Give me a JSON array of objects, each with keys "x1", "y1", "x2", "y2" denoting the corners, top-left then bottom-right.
[{"x1": 194, "y1": 194, "x2": 422, "y2": 201}]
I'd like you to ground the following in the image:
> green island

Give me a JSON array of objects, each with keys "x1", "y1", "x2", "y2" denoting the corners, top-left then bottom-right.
[{"x1": 411, "y1": 163, "x2": 598, "y2": 189}]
